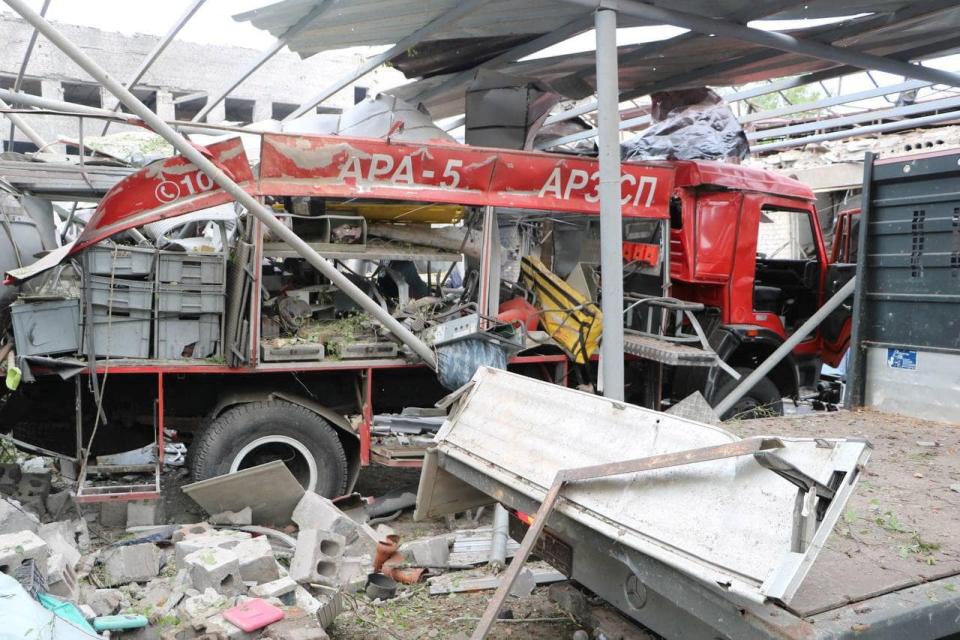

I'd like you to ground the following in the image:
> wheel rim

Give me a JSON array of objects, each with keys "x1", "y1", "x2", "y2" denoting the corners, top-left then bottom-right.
[{"x1": 229, "y1": 435, "x2": 318, "y2": 491}]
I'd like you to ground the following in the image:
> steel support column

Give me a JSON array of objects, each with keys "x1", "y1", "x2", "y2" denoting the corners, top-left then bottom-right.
[
  {"x1": 101, "y1": 0, "x2": 206, "y2": 134},
  {"x1": 286, "y1": 0, "x2": 487, "y2": 120},
  {"x1": 193, "y1": 0, "x2": 333, "y2": 123},
  {"x1": 3, "y1": 0, "x2": 438, "y2": 370},
  {"x1": 594, "y1": 7, "x2": 624, "y2": 400}
]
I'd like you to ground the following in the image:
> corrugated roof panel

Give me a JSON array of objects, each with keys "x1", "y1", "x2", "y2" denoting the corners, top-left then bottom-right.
[{"x1": 235, "y1": 0, "x2": 600, "y2": 58}]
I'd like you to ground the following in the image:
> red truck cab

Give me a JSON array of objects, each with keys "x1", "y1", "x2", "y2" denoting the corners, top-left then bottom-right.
[{"x1": 665, "y1": 161, "x2": 850, "y2": 414}]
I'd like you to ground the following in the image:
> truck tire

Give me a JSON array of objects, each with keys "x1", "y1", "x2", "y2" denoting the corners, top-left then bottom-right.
[
  {"x1": 713, "y1": 367, "x2": 784, "y2": 421},
  {"x1": 189, "y1": 400, "x2": 348, "y2": 497}
]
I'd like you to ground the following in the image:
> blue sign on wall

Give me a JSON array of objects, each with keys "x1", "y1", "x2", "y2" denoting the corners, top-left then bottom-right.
[{"x1": 886, "y1": 348, "x2": 918, "y2": 370}]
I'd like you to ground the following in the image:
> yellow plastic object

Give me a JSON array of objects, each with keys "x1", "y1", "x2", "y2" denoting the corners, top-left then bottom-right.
[
  {"x1": 520, "y1": 256, "x2": 603, "y2": 364},
  {"x1": 327, "y1": 203, "x2": 465, "y2": 223}
]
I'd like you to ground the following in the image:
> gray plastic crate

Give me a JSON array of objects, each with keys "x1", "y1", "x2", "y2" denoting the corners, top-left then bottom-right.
[
  {"x1": 86, "y1": 245, "x2": 155, "y2": 278},
  {"x1": 10, "y1": 298, "x2": 81, "y2": 356},
  {"x1": 89, "y1": 276, "x2": 154, "y2": 312},
  {"x1": 155, "y1": 314, "x2": 220, "y2": 359},
  {"x1": 87, "y1": 306, "x2": 151, "y2": 358},
  {"x1": 156, "y1": 283, "x2": 225, "y2": 315},
  {"x1": 156, "y1": 252, "x2": 225, "y2": 286}
]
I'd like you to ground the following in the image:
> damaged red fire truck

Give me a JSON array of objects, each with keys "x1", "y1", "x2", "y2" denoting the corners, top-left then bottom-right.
[{"x1": 0, "y1": 131, "x2": 852, "y2": 500}]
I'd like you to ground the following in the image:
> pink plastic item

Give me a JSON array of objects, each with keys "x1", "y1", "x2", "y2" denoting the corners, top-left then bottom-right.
[{"x1": 223, "y1": 598, "x2": 284, "y2": 632}]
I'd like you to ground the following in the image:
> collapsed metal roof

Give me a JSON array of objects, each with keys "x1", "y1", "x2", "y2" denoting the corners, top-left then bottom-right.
[{"x1": 234, "y1": 0, "x2": 960, "y2": 130}]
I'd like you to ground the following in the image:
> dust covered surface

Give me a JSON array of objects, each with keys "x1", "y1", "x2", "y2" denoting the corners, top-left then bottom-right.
[{"x1": 734, "y1": 408, "x2": 960, "y2": 615}]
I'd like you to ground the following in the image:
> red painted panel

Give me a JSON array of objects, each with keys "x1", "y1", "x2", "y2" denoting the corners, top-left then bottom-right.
[
  {"x1": 72, "y1": 138, "x2": 255, "y2": 253},
  {"x1": 694, "y1": 192, "x2": 742, "y2": 282},
  {"x1": 258, "y1": 133, "x2": 673, "y2": 218}
]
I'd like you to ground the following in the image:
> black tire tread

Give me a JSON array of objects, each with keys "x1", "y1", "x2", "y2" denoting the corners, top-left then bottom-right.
[{"x1": 189, "y1": 400, "x2": 348, "y2": 496}]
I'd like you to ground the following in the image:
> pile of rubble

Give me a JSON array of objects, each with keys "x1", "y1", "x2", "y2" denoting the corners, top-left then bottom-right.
[{"x1": 0, "y1": 454, "x2": 572, "y2": 640}]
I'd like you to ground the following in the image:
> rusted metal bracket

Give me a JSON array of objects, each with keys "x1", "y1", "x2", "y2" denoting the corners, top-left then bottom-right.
[{"x1": 470, "y1": 436, "x2": 786, "y2": 640}]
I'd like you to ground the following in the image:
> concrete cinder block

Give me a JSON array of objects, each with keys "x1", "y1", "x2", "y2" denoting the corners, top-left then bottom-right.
[
  {"x1": 289, "y1": 529, "x2": 345, "y2": 587},
  {"x1": 249, "y1": 576, "x2": 297, "y2": 600},
  {"x1": 399, "y1": 536, "x2": 449, "y2": 567},
  {"x1": 99, "y1": 501, "x2": 127, "y2": 528},
  {"x1": 175, "y1": 529, "x2": 252, "y2": 565},
  {"x1": 101, "y1": 542, "x2": 161, "y2": 586},
  {"x1": 184, "y1": 547, "x2": 244, "y2": 597},
  {"x1": 16, "y1": 471, "x2": 51, "y2": 513},
  {"x1": 0, "y1": 464, "x2": 21, "y2": 495},
  {"x1": 0, "y1": 529, "x2": 48, "y2": 577},
  {"x1": 127, "y1": 500, "x2": 159, "y2": 527},
  {"x1": 0, "y1": 496, "x2": 40, "y2": 534},
  {"x1": 233, "y1": 536, "x2": 280, "y2": 584},
  {"x1": 293, "y1": 493, "x2": 357, "y2": 543},
  {"x1": 46, "y1": 551, "x2": 79, "y2": 600}
]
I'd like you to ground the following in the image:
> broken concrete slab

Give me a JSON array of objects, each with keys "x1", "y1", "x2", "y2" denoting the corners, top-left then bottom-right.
[
  {"x1": 44, "y1": 490, "x2": 75, "y2": 519},
  {"x1": 183, "y1": 461, "x2": 304, "y2": 527},
  {"x1": 184, "y1": 546, "x2": 244, "y2": 597},
  {"x1": 262, "y1": 608, "x2": 329, "y2": 640},
  {"x1": 101, "y1": 542, "x2": 161, "y2": 586},
  {"x1": 38, "y1": 523, "x2": 81, "y2": 569},
  {"x1": 210, "y1": 507, "x2": 253, "y2": 526},
  {"x1": 83, "y1": 587, "x2": 123, "y2": 616},
  {"x1": 293, "y1": 492, "x2": 358, "y2": 543},
  {"x1": 203, "y1": 612, "x2": 258, "y2": 640},
  {"x1": 174, "y1": 529, "x2": 252, "y2": 565},
  {"x1": 292, "y1": 586, "x2": 322, "y2": 615},
  {"x1": 336, "y1": 555, "x2": 369, "y2": 591},
  {"x1": 250, "y1": 576, "x2": 297, "y2": 600},
  {"x1": 173, "y1": 522, "x2": 214, "y2": 542},
  {"x1": 0, "y1": 496, "x2": 39, "y2": 534},
  {"x1": 179, "y1": 587, "x2": 232, "y2": 629},
  {"x1": 399, "y1": 535, "x2": 449, "y2": 567},
  {"x1": 233, "y1": 536, "x2": 280, "y2": 584},
  {"x1": 0, "y1": 529, "x2": 48, "y2": 576},
  {"x1": 289, "y1": 529, "x2": 345, "y2": 587},
  {"x1": 510, "y1": 567, "x2": 536, "y2": 597}
]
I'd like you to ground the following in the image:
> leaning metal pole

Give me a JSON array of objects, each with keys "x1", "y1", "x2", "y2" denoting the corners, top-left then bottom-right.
[
  {"x1": 595, "y1": 7, "x2": 625, "y2": 400},
  {"x1": 714, "y1": 277, "x2": 856, "y2": 417},
  {"x1": 4, "y1": 0, "x2": 438, "y2": 370}
]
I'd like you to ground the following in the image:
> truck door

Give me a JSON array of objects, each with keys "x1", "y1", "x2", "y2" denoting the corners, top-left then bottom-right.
[{"x1": 741, "y1": 194, "x2": 827, "y2": 341}]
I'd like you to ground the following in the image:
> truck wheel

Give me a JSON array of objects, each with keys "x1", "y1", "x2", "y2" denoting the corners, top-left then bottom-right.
[
  {"x1": 190, "y1": 400, "x2": 348, "y2": 497},
  {"x1": 713, "y1": 368, "x2": 783, "y2": 421}
]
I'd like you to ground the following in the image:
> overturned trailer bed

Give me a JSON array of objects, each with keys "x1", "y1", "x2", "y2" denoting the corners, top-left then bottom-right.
[{"x1": 416, "y1": 368, "x2": 960, "y2": 639}]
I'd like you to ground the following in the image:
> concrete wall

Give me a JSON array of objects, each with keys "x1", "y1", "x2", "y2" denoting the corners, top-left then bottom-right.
[
  {"x1": 0, "y1": 13, "x2": 405, "y2": 150},
  {"x1": 864, "y1": 347, "x2": 960, "y2": 424}
]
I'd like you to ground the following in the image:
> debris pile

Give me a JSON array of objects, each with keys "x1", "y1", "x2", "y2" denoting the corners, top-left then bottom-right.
[{"x1": 0, "y1": 454, "x2": 579, "y2": 639}]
